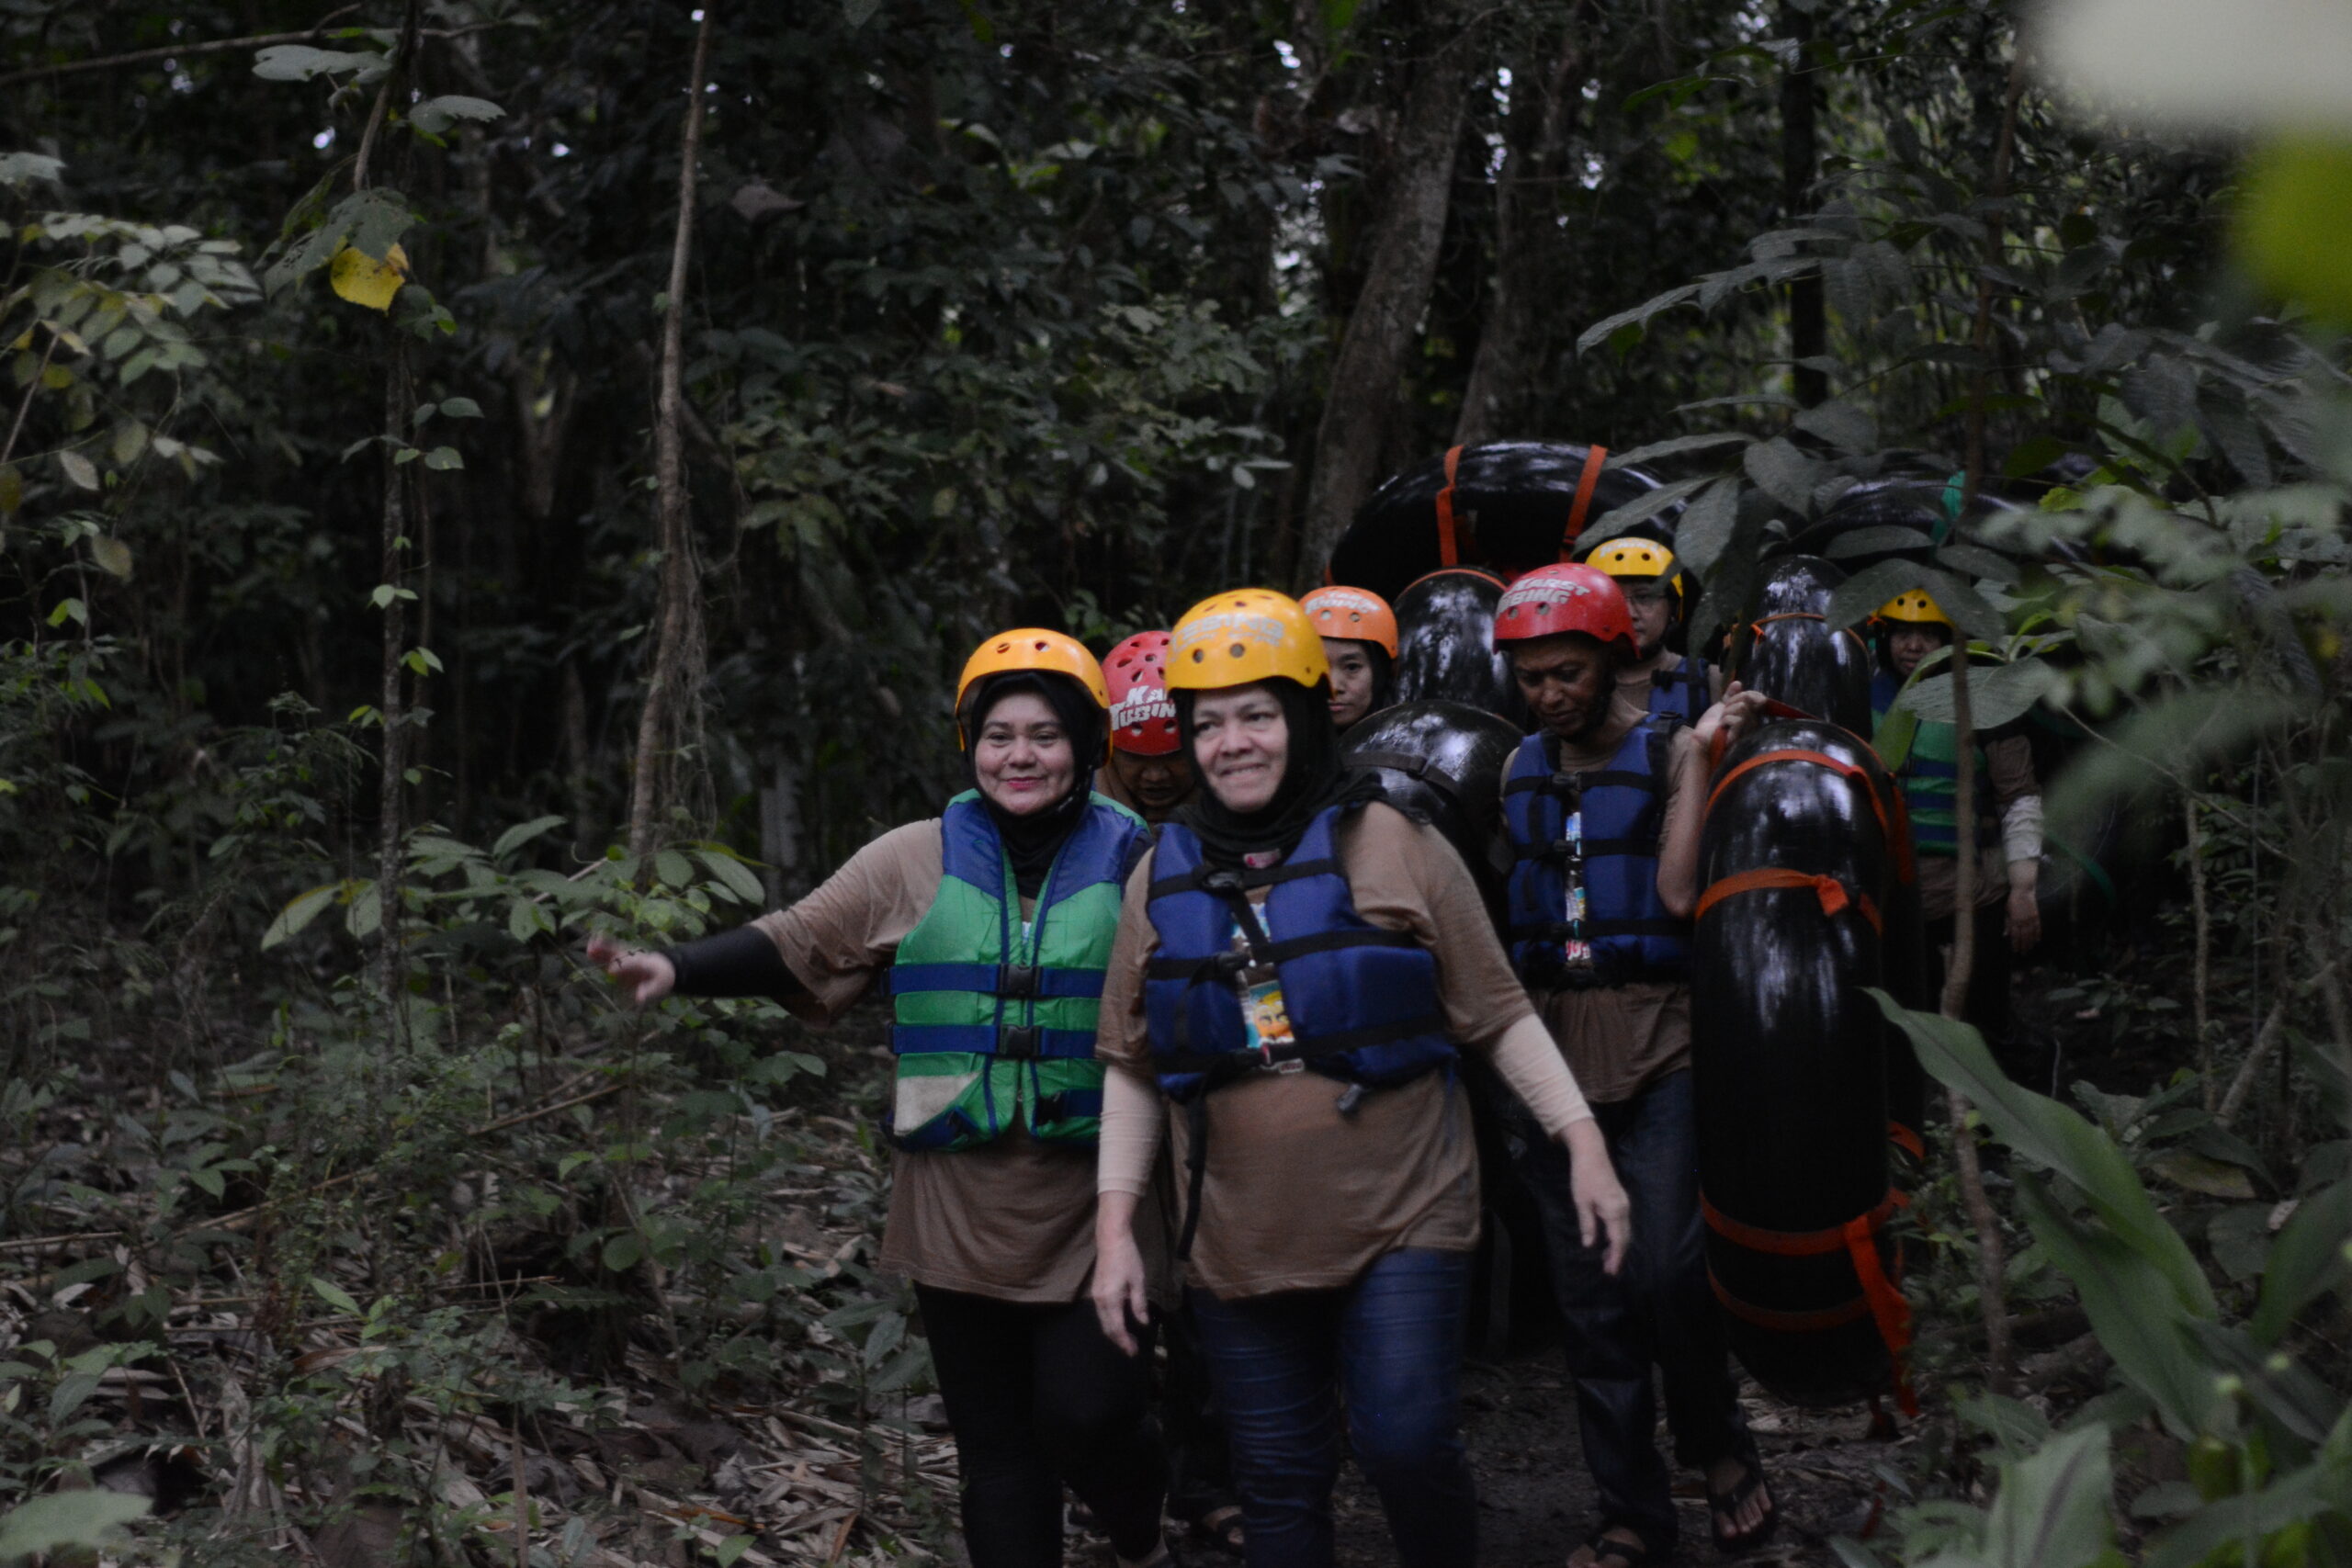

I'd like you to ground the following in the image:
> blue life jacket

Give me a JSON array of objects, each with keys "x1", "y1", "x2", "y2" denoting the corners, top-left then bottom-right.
[
  {"x1": 1645, "y1": 655, "x2": 1713, "y2": 728},
  {"x1": 1143, "y1": 802, "x2": 1457, "y2": 1256},
  {"x1": 882, "y1": 792, "x2": 1148, "y2": 1153},
  {"x1": 1143, "y1": 805, "x2": 1455, "y2": 1098},
  {"x1": 1502, "y1": 719, "x2": 1690, "y2": 987}
]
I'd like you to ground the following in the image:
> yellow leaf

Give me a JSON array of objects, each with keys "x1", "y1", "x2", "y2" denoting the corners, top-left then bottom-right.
[{"x1": 330, "y1": 243, "x2": 411, "y2": 311}]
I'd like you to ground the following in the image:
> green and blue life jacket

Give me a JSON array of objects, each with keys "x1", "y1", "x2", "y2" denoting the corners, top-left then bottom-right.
[
  {"x1": 885, "y1": 790, "x2": 1148, "y2": 1154},
  {"x1": 1502, "y1": 718, "x2": 1690, "y2": 988},
  {"x1": 1870, "y1": 670, "x2": 1995, "y2": 858}
]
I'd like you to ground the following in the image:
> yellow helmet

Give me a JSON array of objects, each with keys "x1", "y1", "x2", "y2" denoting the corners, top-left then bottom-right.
[
  {"x1": 955, "y1": 628, "x2": 1111, "y2": 751},
  {"x1": 1167, "y1": 589, "x2": 1329, "y2": 692},
  {"x1": 1874, "y1": 589, "x2": 1953, "y2": 627},
  {"x1": 1585, "y1": 536, "x2": 1683, "y2": 601}
]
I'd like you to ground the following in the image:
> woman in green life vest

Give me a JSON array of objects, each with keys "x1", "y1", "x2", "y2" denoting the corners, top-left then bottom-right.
[
  {"x1": 1870, "y1": 588, "x2": 2046, "y2": 1082},
  {"x1": 589, "y1": 629, "x2": 1177, "y2": 1568}
]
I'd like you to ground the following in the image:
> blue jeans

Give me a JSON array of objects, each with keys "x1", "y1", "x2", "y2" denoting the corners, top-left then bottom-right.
[
  {"x1": 1512, "y1": 1068, "x2": 1745, "y2": 1550},
  {"x1": 1187, "y1": 1248, "x2": 1476, "y2": 1568}
]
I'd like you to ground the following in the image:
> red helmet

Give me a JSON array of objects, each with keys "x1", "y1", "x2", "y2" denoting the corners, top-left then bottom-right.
[
  {"x1": 1492, "y1": 563, "x2": 1635, "y2": 655},
  {"x1": 1103, "y1": 631, "x2": 1181, "y2": 755}
]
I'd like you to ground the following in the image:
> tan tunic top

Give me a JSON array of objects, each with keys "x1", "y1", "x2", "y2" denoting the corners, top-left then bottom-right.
[
  {"x1": 1914, "y1": 733, "x2": 2038, "y2": 919},
  {"x1": 1098, "y1": 802, "x2": 1541, "y2": 1300},
  {"x1": 750, "y1": 820, "x2": 1102, "y2": 1304},
  {"x1": 1505, "y1": 698, "x2": 1701, "y2": 1106}
]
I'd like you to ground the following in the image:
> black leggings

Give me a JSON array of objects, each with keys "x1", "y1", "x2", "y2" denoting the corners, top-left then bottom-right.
[{"x1": 916, "y1": 1285, "x2": 1165, "y2": 1566}]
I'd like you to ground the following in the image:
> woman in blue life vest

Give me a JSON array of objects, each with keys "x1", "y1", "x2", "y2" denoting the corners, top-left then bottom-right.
[
  {"x1": 1088, "y1": 588, "x2": 1631, "y2": 1568},
  {"x1": 589, "y1": 630, "x2": 1176, "y2": 1568},
  {"x1": 1870, "y1": 588, "x2": 2044, "y2": 1077},
  {"x1": 1581, "y1": 536, "x2": 1721, "y2": 728},
  {"x1": 1492, "y1": 563, "x2": 1776, "y2": 1568}
]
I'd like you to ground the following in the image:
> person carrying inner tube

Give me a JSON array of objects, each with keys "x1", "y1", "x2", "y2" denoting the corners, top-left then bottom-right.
[
  {"x1": 1299, "y1": 585, "x2": 1396, "y2": 734},
  {"x1": 1871, "y1": 588, "x2": 2045, "y2": 1080},
  {"x1": 590, "y1": 630, "x2": 1177, "y2": 1568},
  {"x1": 1090, "y1": 588, "x2": 1630, "y2": 1568},
  {"x1": 1582, "y1": 536, "x2": 1722, "y2": 728},
  {"x1": 1492, "y1": 564, "x2": 1776, "y2": 1567},
  {"x1": 1101, "y1": 630, "x2": 1201, "y2": 828}
]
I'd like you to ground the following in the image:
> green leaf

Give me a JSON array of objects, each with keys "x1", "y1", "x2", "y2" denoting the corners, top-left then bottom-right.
[
  {"x1": 0, "y1": 152, "x2": 66, "y2": 187},
  {"x1": 1956, "y1": 1392, "x2": 2054, "y2": 1461},
  {"x1": 48, "y1": 597, "x2": 87, "y2": 628},
  {"x1": 2144, "y1": 1148, "x2": 2257, "y2": 1200},
  {"x1": 1870, "y1": 994, "x2": 2218, "y2": 1320},
  {"x1": 409, "y1": 96, "x2": 506, "y2": 135},
  {"x1": 310, "y1": 1275, "x2": 361, "y2": 1314},
  {"x1": 842, "y1": 0, "x2": 882, "y2": 26},
  {"x1": 1743, "y1": 436, "x2": 1823, "y2": 512},
  {"x1": 50, "y1": 1371, "x2": 101, "y2": 1424},
  {"x1": 1896, "y1": 659, "x2": 2062, "y2": 729},
  {"x1": 2252, "y1": 1181, "x2": 2352, "y2": 1345},
  {"x1": 2235, "y1": 136, "x2": 2352, "y2": 326},
  {"x1": 868, "y1": 1340, "x2": 932, "y2": 1393},
  {"x1": 2017, "y1": 1176, "x2": 2216, "y2": 1432},
  {"x1": 715, "y1": 1535, "x2": 754, "y2": 1568},
  {"x1": 0, "y1": 1491, "x2": 149, "y2": 1562},
  {"x1": 1605, "y1": 433, "x2": 1753, "y2": 468},
  {"x1": 493, "y1": 815, "x2": 568, "y2": 860},
  {"x1": 423, "y1": 446, "x2": 462, "y2": 471},
  {"x1": 252, "y1": 44, "x2": 388, "y2": 81},
  {"x1": 58, "y1": 450, "x2": 99, "y2": 491},
  {"x1": 346, "y1": 883, "x2": 383, "y2": 940},
  {"x1": 88, "y1": 536, "x2": 133, "y2": 580},
  {"x1": 1671, "y1": 479, "x2": 1742, "y2": 576},
  {"x1": 602, "y1": 1232, "x2": 644, "y2": 1271},
  {"x1": 654, "y1": 850, "x2": 694, "y2": 889},
  {"x1": 1576, "y1": 477, "x2": 1713, "y2": 550},
  {"x1": 2143, "y1": 1451, "x2": 2352, "y2": 1568},
  {"x1": 695, "y1": 848, "x2": 768, "y2": 905},
  {"x1": 1826, "y1": 560, "x2": 2005, "y2": 643},
  {"x1": 1981, "y1": 1425, "x2": 2117, "y2": 1568},
  {"x1": 1793, "y1": 400, "x2": 1877, "y2": 454},
  {"x1": 507, "y1": 897, "x2": 549, "y2": 944},
  {"x1": 439, "y1": 396, "x2": 483, "y2": 419}
]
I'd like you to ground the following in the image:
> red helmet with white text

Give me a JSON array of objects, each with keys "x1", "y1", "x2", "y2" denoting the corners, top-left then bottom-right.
[
  {"x1": 1103, "y1": 631, "x2": 1181, "y2": 755},
  {"x1": 1490, "y1": 563, "x2": 1636, "y2": 657}
]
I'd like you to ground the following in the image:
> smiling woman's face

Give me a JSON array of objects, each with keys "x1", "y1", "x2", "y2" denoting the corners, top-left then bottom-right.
[
  {"x1": 1190, "y1": 684, "x2": 1290, "y2": 815},
  {"x1": 972, "y1": 691, "x2": 1076, "y2": 817}
]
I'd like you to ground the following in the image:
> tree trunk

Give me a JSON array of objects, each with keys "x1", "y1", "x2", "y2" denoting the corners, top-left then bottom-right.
[
  {"x1": 627, "y1": 6, "x2": 716, "y2": 863},
  {"x1": 1780, "y1": 2, "x2": 1826, "y2": 408},
  {"x1": 1454, "y1": 15, "x2": 1586, "y2": 446},
  {"x1": 1299, "y1": 21, "x2": 1482, "y2": 577},
  {"x1": 374, "y1": 339, "x2": 410, "y2": 1011}
]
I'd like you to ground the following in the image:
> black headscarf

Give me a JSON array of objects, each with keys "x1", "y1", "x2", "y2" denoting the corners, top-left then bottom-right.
[
  {"x1": 1174, "y1": 678, "x2": 1383, "y2": 870},
  {"x1": 960, "y1": 671, "x2": 1106, "y2": 898}
]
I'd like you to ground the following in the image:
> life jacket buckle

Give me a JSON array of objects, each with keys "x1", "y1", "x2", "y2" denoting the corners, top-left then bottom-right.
[
  {"x1": 1210, "y1": 951, "x2": 1251, "y2": 980},
  {"x1": 1201, "y1": 869, "x2": 1244, "y2": 897},
  {"x1": 1000, "y1": 1024, "x2": 1041, "y2": 1059},
  {"x1": 998, "y1": 963, "x2": 1040, "y2": 998}
]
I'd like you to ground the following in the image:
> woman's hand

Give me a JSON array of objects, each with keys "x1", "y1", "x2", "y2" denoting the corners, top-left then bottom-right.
[
  {"x1": 1563, "y1": 1118, "x2": 1634, "y2": 1276},
  {"x1": 1691, "y1": 680, "x2": 1769, "y2": 755},
  {"x1": 586, "y1": 932, "x2": 676, "y2": 1007},
  {"x1": 1090, "y1": 1191, "x2": 1151, "y2": 1356}
]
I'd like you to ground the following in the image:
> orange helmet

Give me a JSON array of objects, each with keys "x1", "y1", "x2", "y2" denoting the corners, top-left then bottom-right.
[
  {"x1": 1168, "y1": 589, "x2": 1329, "y2": 692},
  {"x1": 1300, "y1": 586, "x2": 1399, "y2": 657},
  {"x1": 1103, "y1": 631, "x2": 1181, "y2": 755},
  {"x1": 1491, "y1": 564, "x2": 1635, "y2": 656},
  {"x1": 954, "y1": 628, "x2": 1110, "y2": 751}
]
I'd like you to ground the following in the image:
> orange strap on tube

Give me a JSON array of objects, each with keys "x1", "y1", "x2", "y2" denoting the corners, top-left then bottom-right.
[
  {"x1": 1694, "y1": 866, "x2": 1881, "y2": 932},
  {"x1": 1560, "y1": 445, "x2": 1609, "y2": 556},
  {"x1": 1434, "y1": 445, "x2": 1465, "y2": 568},
  {"x1": 1704, "y1": 748, "x2": 1916, "y2": 887},
  {"x1": 1704, "y1": 1190, "x2": 1920, "y2": 1415},
  {"x1": 1889, "y1": 1122, "x2": 1925, "y2": 1161}
]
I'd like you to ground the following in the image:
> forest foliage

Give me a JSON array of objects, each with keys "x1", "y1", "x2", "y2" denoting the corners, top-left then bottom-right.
[{"x1": 2, "y1": 0, "x2": 2351, "y2": 1564}]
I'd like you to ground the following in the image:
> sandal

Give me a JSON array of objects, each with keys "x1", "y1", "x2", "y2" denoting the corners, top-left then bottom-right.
[
  {"x1": 1706, "y1": 1436, "x2": 1779, "y2": 1554},
  {"x1": 1184, "y1": 1502, "x2": 1244, "y2": 1558},
  {"x1": 1575, "y1": 1526, "x2": 1661, "y2": 1568}
]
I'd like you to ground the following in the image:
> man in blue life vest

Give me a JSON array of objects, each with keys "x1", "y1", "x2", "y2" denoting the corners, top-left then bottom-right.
[
  {"x1": 1870, "y1": 588, "x2": 2045, "y2": 1082},
  {"x1": 1581, "y1": 536, "x2": 1721, "y2": 728},
  {"x1": 1492, "y1": 564, "x2": 1777, "y2": 1567}
]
